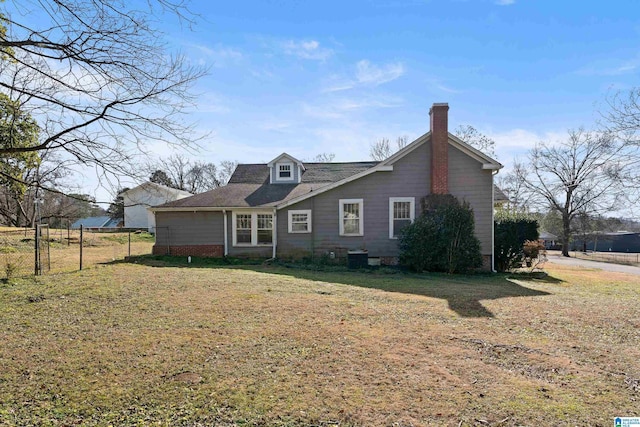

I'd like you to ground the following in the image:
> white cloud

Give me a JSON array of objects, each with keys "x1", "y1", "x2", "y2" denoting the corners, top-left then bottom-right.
[
  {"x1": 302, "y1": 95, "x2": 403, "y2": 120},
  {"x1": 323, "y1": 60, "x2": 405, "y2": 92},
  {"x1": 191, "y1": 93, "x2": 230, "y2": 114},
  {"x1": 187, "y1": 43, "x2": 243, "y2": 68},
  {"x1": 495, "y1": 0, "x2": 515, "y2": 5},
  {"x1": 491, "y1": 128, "x2": 567, "y2": 170},
  {"x1": 282, "y1": 39, "x2": 333, "y2": 61},
  {"x1": 355, "y1": 60, "x2": 405, "y2": 86},
  {"x1": 576, "y1": 60, "x2": 639, "y2": 76}
]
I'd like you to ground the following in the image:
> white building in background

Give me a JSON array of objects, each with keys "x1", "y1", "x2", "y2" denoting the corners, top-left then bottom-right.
[{"x1": 120, "y1": 182, "x2": 192, "y2": 231}]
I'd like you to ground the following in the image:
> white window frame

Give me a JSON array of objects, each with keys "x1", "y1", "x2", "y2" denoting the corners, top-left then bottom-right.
[
  {"x1": 288, "y1": 209, "x2": 312, "y2": 233},
  {"x1": 339, "y1": 199, "x2": 364, "y2": 236},
  {"x1": 232, "y1": 211, "x2": 273, "y2": 246},
  {"x1": 277, "y1": 162, "x2": 294, "y2": 181},
  {"x1": 389, "y1": 197, "x2": 415, "y2": 239}
]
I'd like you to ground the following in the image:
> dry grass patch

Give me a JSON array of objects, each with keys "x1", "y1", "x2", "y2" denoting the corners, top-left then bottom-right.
[{"x1": 0, "y1": 261, "x2": 638, "y2": 426}]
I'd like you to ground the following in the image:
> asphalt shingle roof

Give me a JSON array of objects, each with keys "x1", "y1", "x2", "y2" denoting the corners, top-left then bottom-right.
[{"x1": 158, "y1": 162, "x2": 379, "y2": 208}]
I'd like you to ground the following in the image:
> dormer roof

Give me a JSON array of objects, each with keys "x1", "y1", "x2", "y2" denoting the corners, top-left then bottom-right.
[{"x1": 267, "y1": 152, "x2": 306, "y2": 171}]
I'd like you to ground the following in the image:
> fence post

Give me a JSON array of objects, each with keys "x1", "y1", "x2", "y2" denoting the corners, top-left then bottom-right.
[
  {"x1": 46, "y1": 226, "x2": 51, "y2": 272},
  {"x1": 34, "y1": 226, "x2": 39, "y2": 276},
  {"x1": 80, "y1": 224, "x2": 83, "y2": 271},
  {"x1": 128, "y1": 230, "x2": 131, "y2": 257},
  {"x1": 67, "y1": 221, "x2": 70, "y2": 246}
]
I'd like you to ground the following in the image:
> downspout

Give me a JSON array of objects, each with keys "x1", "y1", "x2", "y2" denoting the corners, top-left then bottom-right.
[
  {"x1": 223, "y1": 209, "x2": 228, "y2": 256},
  {"x1": 272, "y1": 207, "x2": 277, "y2": 259},
  {"x1": 491, "y1": 170, "x2": 497, "y2": 272}
]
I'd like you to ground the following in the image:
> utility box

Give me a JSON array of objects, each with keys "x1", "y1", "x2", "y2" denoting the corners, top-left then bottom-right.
[{"x1": 347, "y1": 250, "x2": 368, "y2": 269}]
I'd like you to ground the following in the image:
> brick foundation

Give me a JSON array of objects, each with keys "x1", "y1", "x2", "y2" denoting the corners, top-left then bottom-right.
[
  {"x1": 153, "y1": 244, "x2": 224, "y2": 257},
  {"x1": 481, "y1": 255, "x2": 492, "y2": 271},
  {"x1": 380, "y1": 256, "x2": 399, "y2": 266}
]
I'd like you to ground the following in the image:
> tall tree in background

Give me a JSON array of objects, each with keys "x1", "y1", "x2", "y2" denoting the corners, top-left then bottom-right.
[
  {"x1": 515, "y1": 129, "x2": 623, "y2": 257},
  {"x1": 369, "y1": 136, "x2": 408, "y2": 161},
  {"x1": 149, "y1": 170, "x2": 174, "y2": 188},
  {"x1": 147, "y1": 155, "x2": 237, "y2": 193},
  {"x1": 0, "y1": 0, "x2": 205, "y2": 186},
  {"x1": 0, "y1": 92, "x2": 40, "y2": 225},
  {"x1": 602, "y1": 89, "x2": 640, "y2": 208},
  {"x1": 454, "y1": 125, "x2": 497, "y2": 158},
  {"x1": 107, "y1": 188, "x2": 129, "y2": 220},
  {"x1": 216, "y1": 160, "x2": 238, "y2": 186},
  {"x1": 310, "y1": 152, "x2": 335, "y2": 162}
]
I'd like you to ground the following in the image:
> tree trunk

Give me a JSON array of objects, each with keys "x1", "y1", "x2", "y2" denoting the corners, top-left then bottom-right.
[{"x1": 561, "y1": 214, "x2": 571, "y2": 257}]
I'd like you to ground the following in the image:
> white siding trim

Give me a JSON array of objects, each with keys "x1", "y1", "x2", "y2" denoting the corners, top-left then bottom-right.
[
  {"x1": 339, "y1": 199, "x2": 364, "y2": 236},
  {"x1": 389, "y1": 197, "x2": 415, "y2": 239},
  {"x1": 288, "y1": 209, "x2": 312, "y2": 233}
]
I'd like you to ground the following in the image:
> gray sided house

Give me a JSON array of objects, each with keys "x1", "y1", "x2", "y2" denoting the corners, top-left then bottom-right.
[{"x1": 150, "y1": 103, "x2": 503, "y2": 269}]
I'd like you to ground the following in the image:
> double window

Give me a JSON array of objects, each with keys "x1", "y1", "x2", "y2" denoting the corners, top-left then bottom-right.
[
  {"x1": 389, "y1": 197, "x2": 415, "y2": 238},
  {"x1": 339, "y1": 199, "x2": 363, "y2": 236},
  {"x1": 233, "y1": 212, "x2": 273, "y2": 246},
  {"x1": 288, "y1": 210, "x2": 311, "y2": 233}
]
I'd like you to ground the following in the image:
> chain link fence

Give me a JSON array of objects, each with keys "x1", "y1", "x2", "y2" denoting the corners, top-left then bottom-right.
[
  {"x1": 1, "y1": 227, "x2": 155, "y2": 281},
  {"x1": 571, "y1": 250, "x2": 640, "y2": 266}
]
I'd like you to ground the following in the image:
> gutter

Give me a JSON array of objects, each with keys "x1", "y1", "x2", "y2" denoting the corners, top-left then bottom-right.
[
  {"x1": 272, "y1": 207, "x2": 277, "y2": 259},
  {"x1": 491, "y1": 170, "x2": 498, "y2": 273},
  {"x1": 223, "y1": 209, "x2": 228, "y2": 256}
]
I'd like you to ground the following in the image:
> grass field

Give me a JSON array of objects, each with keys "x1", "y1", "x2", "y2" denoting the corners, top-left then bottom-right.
[
  {"x1": 0, "y1": 228, "x2": 155, "y2": 279},
  {"x1": 0, "y1": 259, "x2": 638, "y2": 426}
]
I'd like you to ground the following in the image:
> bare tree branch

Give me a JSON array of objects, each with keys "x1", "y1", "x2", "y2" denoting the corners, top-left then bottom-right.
[{"x1": 0, "y1": 0, "x2": 207, "y2": 188}]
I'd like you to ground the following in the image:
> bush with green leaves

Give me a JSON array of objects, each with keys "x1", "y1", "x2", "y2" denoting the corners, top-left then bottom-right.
[
  {"x1": 399, "y1": 195, "x2": 482, "y2": 274},
  {"x1": 494, "y1": 210, "x2": 539, "y2": 272}
]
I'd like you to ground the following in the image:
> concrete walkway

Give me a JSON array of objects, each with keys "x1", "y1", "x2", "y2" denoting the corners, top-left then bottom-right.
[{"x1": 546, "y1": 252, "x2": 640, "y2": 276}]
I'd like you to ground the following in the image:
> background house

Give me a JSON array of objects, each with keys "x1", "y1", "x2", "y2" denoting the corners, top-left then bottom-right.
[
  {"x1": 120, "y1": 183, "x2": 192, "y2": 231},
  {"x1": 150, "y1": 103, "x2": 502, "y2": 269},
  {"x1": 539, "y1": 231, "x2": 559, "y2": 249},
  {"x1": 71, "y1": 216, "x2": 122, "y2": 231},
  {"x1": 572, "y1": 232, "x2": 640, "y2": 253}
]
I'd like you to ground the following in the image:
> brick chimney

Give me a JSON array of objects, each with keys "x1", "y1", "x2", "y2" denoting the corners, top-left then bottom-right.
[{"x1": 429, "y1": 103, "x2": 449, "y2": 194}]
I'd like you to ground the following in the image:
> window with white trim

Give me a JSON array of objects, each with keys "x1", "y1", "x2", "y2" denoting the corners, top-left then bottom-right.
[
  {"x1": 235, "y1": 213, "x2": 252, "y2": 244},
  {"x1": 389, "y1": 197, "x2": 415, "y2": 239},
  {"x1": 339, "y1": 199, "x2": 363, "y2": 236},
  {"x1": 277, "y1": 162, "x2": 293, "y2": 180},
  {"x1": 257, "y1": 214, "x2": 273, "y2": 244},
  {"x1": 288, "y1": 210, "x2": 311, "y2": 233},
  {"x1": 233, "y1": 212, "x2": 273, "y2": 246}
]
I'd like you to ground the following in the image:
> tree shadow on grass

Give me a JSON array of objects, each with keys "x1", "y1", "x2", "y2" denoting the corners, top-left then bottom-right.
[
  {"x1": 121, "y1": 255, "x2": 554, "y2": 318},
  {"x1": 254, "y1": 267, "x2": 553, "y2": 318}
]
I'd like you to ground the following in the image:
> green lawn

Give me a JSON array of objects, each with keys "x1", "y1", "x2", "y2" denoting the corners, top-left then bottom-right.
[{"x1": 0, "y1": 259, "x2": 638, "y2": 426}]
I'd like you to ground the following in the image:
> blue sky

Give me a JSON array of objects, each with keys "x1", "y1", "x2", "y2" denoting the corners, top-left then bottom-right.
[
  {"x1": 155, "y1": 0, "x2": 638, "y2": 172},
  {"x1": 13, "y1": 0, "x2": 640, "y2": 201}
]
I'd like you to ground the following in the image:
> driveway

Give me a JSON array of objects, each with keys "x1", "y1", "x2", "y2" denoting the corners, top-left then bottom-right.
[{"x1": 546, "y1": 252, "x2": 640, "y2": 276}]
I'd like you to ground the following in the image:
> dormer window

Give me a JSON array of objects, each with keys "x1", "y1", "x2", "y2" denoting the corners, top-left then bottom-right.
[
  {"x1": 279, "y1": 163, "x2": 292, "y2": 179},
  {"x1": 268, "y1": 153, "x2": 304, "y2": 184}
]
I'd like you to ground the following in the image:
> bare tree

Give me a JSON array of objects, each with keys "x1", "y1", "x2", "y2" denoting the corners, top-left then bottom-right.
[
  {"x1": 494, "y1": 161, "x2": 532, "y2": 212},
  {"x1": 310, "y1": 152, "x2": 335, "y2": 162},
  {"x1": 147, "y1": 155, "x2": 230, "y2": 193},
  {"x1": 454, "y1": 125, "x2": 497, "y2": 158},
  {"x1": 369, "y1": 136, "x2": 409, "y2": 161},
  {"x1": 0, "y1": 0, "x2": 205, "y2": 188},
  {"x1": 515, "y1": 129, "x2": 624, "y2": 257},
  {"x1": 186, "y1": 162, "x2": 220, "y2": 193},
  {"x1": 601, "y1": 89, "x2": 640, "y2": 208},
  {"x1": 217, "y1": 160, "x2": 238, "y2": 185}
]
